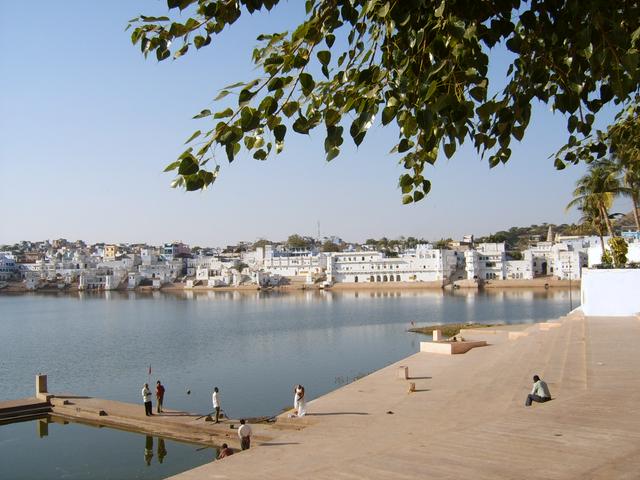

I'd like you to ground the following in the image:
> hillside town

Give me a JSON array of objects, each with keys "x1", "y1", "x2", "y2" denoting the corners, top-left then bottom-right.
[{"x1": 1, "y1": 227, "x2": 639, "y2": 292}]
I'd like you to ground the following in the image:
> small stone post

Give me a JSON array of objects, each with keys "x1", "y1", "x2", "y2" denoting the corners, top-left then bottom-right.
[
  {"x1": 36, "y1": 374, "x2": 51, "y2": 401},
  {"x1": 432, "y1": 329, "x2": 442, "y2": 342},
  {"x1": 397, "y1": 366, "x2": 409, "y2": 379}
]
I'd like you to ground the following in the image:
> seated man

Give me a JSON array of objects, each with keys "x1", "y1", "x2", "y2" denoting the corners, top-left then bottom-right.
[
  {"x1": 525, "y1": 374, "x2": 551, "y2": 406},
  {"x1": 217, "y1": 443, "x2": 233, "y2": 459}
]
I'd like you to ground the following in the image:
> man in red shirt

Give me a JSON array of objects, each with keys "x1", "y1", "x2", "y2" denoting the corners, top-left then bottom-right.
[{"x1": 156, "y1": 380, "x2": 166, "y2": 413}]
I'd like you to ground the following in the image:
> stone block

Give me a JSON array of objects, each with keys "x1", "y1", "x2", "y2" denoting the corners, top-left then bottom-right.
[
  {"x1": 397, "y1": 366, "x2": 409, "y2": 379},
  {"x1": 432, "y1": 330, "x2": 443, "y2": 341},
  {"x1": 420, "y1": 340, "x2": 487, "y2": 355},
  {"x1": 36, "y1": 374, "x2": 48, "y2": 397}
]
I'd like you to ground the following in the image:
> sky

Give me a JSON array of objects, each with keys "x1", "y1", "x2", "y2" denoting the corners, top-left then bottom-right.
[{"x1": 0, "y1": 1, "x2": 629, "y2": 247}]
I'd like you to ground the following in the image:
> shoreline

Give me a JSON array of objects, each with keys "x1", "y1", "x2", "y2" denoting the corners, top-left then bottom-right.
[{"x1": 0, "y1": 277, "x2": 579, "y2": 295}]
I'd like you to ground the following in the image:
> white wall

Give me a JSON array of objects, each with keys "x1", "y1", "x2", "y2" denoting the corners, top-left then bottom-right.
[{"x1": 581, "y1": 269, "x2": 640, "y2": 316}]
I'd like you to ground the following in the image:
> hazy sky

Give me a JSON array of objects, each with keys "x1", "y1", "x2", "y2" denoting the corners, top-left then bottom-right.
[{"x1": 0, "y1": 1, "x2": 628, "y2": 246}]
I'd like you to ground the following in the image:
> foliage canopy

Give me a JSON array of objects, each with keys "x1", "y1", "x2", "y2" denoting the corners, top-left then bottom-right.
[{"x1": 129, "y1": 0, "x2": 640, "y2": 203}]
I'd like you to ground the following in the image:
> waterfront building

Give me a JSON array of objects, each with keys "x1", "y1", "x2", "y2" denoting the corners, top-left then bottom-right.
[
  {"x1": 258, "y1": 245, "x2": 327, "y2": 277},
  {"x1": 0, "y1": 254, "x2": 18, "y2": 281},
  {"x1": 523, "y1": 242, "x2": 554, "y2": 276},
  {"x1": 553, "y1": 250, "x2": 587, "y2": 280},
  {"x1": 326, "y1": 245, "x2": 458, "y2": 284},
  {"x1": 465, "y1": 243, "x2": 506, "y2": 280},
  {"x1": 504, "y1": 259, "x2": 534, "y2": 279}
]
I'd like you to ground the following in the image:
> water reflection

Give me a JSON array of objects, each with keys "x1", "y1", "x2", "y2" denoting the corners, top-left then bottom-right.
[
  {"x1": 158, "y1": 438, "x2": 167, "y2": 464},
  {"x1": 144, "y1": 435, "x2": 153, "y2": 466},
  {"x1": 0, "y1": 416, "x2": 213, "y2": 480}
]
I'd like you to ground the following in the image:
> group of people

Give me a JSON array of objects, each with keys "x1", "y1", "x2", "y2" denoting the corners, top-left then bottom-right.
[
  {"x1": 139, "y1": 376, "x2": 549, "y2": 462},
  {"x1": 141, "y1": 380, "x2": 165, "y2": 416}
]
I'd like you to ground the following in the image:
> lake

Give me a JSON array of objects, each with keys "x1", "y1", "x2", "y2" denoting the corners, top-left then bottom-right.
[{"x1": 0, "y1": 288, "x2": 577, "y2": 479}]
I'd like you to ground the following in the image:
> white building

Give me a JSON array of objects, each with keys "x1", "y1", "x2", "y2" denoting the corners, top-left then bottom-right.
[
  {"x1": 258, "y1": 245, "x2": 327, "y2": 277},
  {"x1": 138, "y1": 259, "x2": 183, "y2": 282},
  {"x1": 504, "y1": 259, "x2": 534, "y2": 280},
  {"x1": 326, "y1": 246, "x2": 458, "y2": 284},
  {"x1": 465, "y1": 243, "x2": 506, "y2": 280},
  {"x1": 553, "y1": 250, "x2": 587, "y2": 280},
  {"x1": 0, "y1": 254, "x2": 18, "y2": 280}
]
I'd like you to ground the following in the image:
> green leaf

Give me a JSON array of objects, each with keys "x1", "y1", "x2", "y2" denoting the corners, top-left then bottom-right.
[
  {"x1": 193, "y1": 109, "x2": 211, "y2": 119},
  {"x1": 225, "y1": 142, "x2": 241, "y2": 162},
  {"x1": 382, "y1": 106, "x2": 397, "y2": 125},
  {"x1": 399, "y1": 174, "x2": 413, "y2": 187},
  {"x1": 398, "y1": 139, "x2": 414, "y2": 153},
  {"x1": 292, "y1": 116, "x2": 310, "y2": 134},
  {"x1": 184, "y1": 130, "x2": 201, "y2": 144},
  {"x1": 317, "y1": 50, "x2": 331, "y2": 65},
  {"x1": 326, "y1": 146, "x2": 340, "y2": 161},
  {"x1": 239, "y1": 89, "x2": 255, "y2": 106},
  {"x1": 185, "y1": 176, "x2": 204, "y2": 191},
  {"x1": 299, "y1": 73, "x2": 315, "y2": 95},
  {"x1": 274, "y1": 124, "x2": 286, "y2": 142},
  {"x1": 253, "y1": 149, "x2": 267, "y2": 160},
  {"x1": 178, "y1": 156, "x2": 199, "y2": 175},
  {"x1": 443, "y1": 142, "x2": 456, "y2": 159},
  {"x1": 214, "y1": 90, "x2": 231, "y2": 101},
  {"x1": 402, "y1": 195, "x2": 414, "y2": 205},
  {"x1": 164, "y1": 160, "x2": 181, "y2": 172},
  {"x1": 324, "y1": 109, "x2": 340, "y2": 127},
  {"x1": 214, "y1": 108, "x2": 234, "y2": 119},
  {"x1": 282, "y1": 101, "x2": 299, "y2": 117}
]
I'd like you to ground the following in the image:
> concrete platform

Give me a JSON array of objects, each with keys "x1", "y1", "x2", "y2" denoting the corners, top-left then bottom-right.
[
  {"x1": 49, "y1": 395, "x2": 279, "y2": 449},
  {"x1": 0, "y1": 397, "x2": 50, "y2": 423},
  {"x1": 170, "y1": 313, "x2": 640, "y2": 479}
]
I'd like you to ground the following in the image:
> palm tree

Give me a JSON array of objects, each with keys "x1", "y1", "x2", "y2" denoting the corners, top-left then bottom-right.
[
  {"x1": 576, "y1": 197, "x2": 607, "y2": 257},
  {"x1": 566, "y1": 163, "x2": 622, "y2": 237},
  {"x1": 610, "y1": 155, "x2": 640, "y2": 230},
  {"x1": 607, "y1": 106, "x2": 640, "y2": 230}
]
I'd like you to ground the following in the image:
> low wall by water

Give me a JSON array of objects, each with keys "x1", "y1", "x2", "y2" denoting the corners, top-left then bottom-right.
[{"x1": 581, "y1": 269, "x2": 640, "y2": 316}]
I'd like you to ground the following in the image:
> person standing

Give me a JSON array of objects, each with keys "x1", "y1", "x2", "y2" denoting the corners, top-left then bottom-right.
[
  {"x1": 142, "y1": 383, "x2": 152, "y2": 416},
  {"x1": 238, "y1": 419, "x2": 252, "y2": 450},
  {"x1": 293, "y1": 384, "x2": 300, "y2": 412},
  {"x1": 212, "y1": 387, "x2": 221, "y2": 423},
  {"x1": 296, "y1": 385, "x2": 307, "y2": 417},
  {"x1": 156, "y1": 380, "x2": 165, "y2": 413},
  {"x1": 525, "y1": 374, "x2": 552, "y2": 406}
]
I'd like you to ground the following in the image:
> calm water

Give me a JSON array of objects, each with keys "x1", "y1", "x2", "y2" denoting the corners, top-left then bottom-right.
[
  {"x1": 0, "y1": 417, "x2": 216, "y2": 479},
  {"x1": 1, "y1": 289, "x2": 578, "y2": 417},
  {"x1": 0, "y1": 289, "x2": 578, "y2": 479}
]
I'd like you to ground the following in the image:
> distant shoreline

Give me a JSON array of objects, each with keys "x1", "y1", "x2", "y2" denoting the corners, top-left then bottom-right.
[{"x1": 0, "y1": 277, "x2": 579, "y2": 295}]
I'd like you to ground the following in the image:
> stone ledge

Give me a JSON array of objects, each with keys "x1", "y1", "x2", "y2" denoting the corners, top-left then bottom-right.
[{"x1": 419, "y1": 340, "x2": 487, "y2": 355}]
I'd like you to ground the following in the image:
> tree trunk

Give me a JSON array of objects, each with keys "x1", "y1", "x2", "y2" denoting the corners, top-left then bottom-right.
[
  {"x1": 600, "y1": 203, "x2": 614, "y2": 237},
  {"x1": 631, "y1": 192, "x2": 640, "y2": 231}
]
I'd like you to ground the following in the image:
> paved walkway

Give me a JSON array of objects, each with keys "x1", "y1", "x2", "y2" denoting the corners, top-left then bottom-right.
[{"x1": 171, "y1": 312, "x2": 640, "y2": 479}]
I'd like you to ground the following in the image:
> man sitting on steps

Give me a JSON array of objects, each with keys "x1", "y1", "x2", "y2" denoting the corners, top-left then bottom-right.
[{"x1": 525, "y1": 374, "x2": 551, "y2": 406}]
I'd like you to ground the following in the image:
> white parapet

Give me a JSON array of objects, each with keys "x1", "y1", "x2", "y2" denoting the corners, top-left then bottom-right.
[{"x1": 581, "y1": 268, "x2": 640, "y2": 316}]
